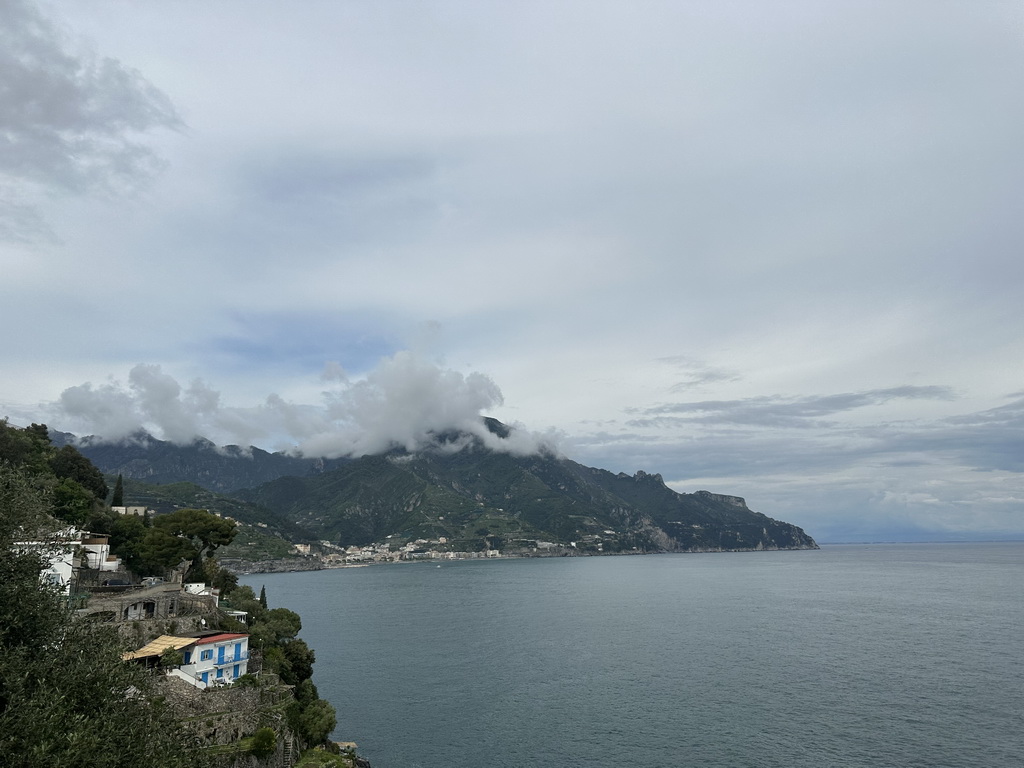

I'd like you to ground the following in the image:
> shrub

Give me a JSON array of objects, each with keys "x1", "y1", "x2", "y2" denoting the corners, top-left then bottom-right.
[{"x1": 251, "y1": 727, "x2": 276, "y2": 758}]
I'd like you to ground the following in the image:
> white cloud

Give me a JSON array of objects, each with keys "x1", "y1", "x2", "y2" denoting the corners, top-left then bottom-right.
[
  {"x1": 1, "y1": 0, "x2": 1022, "y2": 541},
  {"x1": 50, "y1": 353, "x2": 551, "y2": 459},
  {"x1": 0, "y1": 0, "x2": 179, "y2": 238}
]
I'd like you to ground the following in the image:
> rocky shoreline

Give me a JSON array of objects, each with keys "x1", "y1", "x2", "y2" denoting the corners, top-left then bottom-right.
[{"x1": 219, "y1": 557, "x2": 323, "y2": 575}]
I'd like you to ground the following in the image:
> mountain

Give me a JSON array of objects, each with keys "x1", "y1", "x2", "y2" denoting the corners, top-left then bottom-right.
[
  {"x1": 64, "y1": 420, "x2": 817, "y2": 554},
  {"x1": 235, "y1": 445, "x2": 817, "y2": 553},
  {"x1": 51, "y1": 430, "x2": 350, "y2": 493}
]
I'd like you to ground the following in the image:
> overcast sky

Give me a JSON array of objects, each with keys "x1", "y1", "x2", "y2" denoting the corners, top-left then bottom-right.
[{"x1": 2, "y1": 0, "x2": 1022, "y2": 542}]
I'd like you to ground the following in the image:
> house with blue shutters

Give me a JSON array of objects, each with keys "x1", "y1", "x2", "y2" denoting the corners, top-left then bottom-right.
[
  {"x1": 124, "y1": 632, "x2": 250, "y2": 689},
  {"x1": 179, "y1": 632, "x2": 250, "y2": 687}
]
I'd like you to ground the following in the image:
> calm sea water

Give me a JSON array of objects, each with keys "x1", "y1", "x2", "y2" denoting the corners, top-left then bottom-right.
[{"x1": 242, "y1": 543, "x2": 1024, "y2": 768}]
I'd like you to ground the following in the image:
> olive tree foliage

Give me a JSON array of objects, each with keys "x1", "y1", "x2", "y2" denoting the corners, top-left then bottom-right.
[{"x1": 0, "y1": 465, "x2": 207, "y2": 767}]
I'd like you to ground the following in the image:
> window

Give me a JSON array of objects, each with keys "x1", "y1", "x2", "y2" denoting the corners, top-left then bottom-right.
[{"x1": 200, "y1": 649, "x2": 213, "y2": 661}]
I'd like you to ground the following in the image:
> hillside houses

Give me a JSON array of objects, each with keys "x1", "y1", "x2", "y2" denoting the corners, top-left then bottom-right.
[{"x1": 15, "y1": 529, "x2": 122, "y2": 596}]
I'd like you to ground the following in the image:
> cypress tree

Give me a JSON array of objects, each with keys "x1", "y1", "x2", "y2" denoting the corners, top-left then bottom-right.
[
  {"x1": 259, "y1": 584, "x2": 268, "y2": 609},
  {"x1": 111, "y1": 474, "x2": 124, "y2": 507}
]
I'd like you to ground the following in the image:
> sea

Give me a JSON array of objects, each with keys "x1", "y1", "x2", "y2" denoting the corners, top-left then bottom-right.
[{"x1": 241, "y1": 542, "x2": 1024, "y2": 768}]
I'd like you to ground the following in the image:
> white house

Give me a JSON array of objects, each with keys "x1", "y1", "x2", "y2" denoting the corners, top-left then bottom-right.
[
  {"x1": 81, "y1": 536, "x2": 121, "y2": 571},
  {"x1": 124, "y1": 632, "x2": 250, "y2": 689},
  {"x1": 183, "y1": 582, "x2": 220, "y2": 606},
  {"x1": 14, "y1": 527, "x2": 86, "y2": 596},
  {"x1": 15, "y1": 537, "x2": 79, "y2": 595},
  {"x1": 178, "y1": 632, "x2": 250, "y2": 687},
  {"x1": 111, "y1": 505, "x2": 149, "y2": 516}
]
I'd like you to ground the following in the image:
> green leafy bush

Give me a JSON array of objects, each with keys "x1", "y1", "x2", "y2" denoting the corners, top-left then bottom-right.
[{"x1": 250, "y1": 727, "x2": 277, "y2": 758}]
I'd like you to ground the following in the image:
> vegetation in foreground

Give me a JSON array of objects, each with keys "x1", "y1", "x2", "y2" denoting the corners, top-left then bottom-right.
[
  {"x1": 0, "y1": 461, "x2": 208, "y2": 767},
  {"x1": 0, "y1": 419, "x2": 343, "y2": 765}
]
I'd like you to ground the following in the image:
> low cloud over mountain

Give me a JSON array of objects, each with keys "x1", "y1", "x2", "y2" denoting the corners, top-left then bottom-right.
[{"x1": 52, "y1": 351, "x2": 552, "y2": 458}]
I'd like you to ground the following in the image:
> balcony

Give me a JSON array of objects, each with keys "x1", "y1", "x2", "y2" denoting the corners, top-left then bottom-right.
[{"x1": 213, "y1": 651, "x2": 250, "y2": 666}]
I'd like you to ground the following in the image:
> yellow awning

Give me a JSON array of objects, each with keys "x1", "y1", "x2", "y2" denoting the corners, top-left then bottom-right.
[{"x1": 122, "y1": 635, "x2": 196, "y2": 660}]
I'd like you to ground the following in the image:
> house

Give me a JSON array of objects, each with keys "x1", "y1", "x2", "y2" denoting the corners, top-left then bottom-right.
[
  {"x1": 15, "y1": 532, "x2": 80, "y2": 596},
  {"x1": 124, "y1": 632, "x2": 250, "y2": 689},
  {"x1": 111, "y1": 505, "x2": 149, "y2": 516},
  {"x1": 184, "y1": 582, "x2": 220, "y2": 606},
  {"x1": 178, "y1": 632, "x2": 250, "y2": 687},
  {"x1": 81, "y1": 536, "x2": 122, "y2": 571}
]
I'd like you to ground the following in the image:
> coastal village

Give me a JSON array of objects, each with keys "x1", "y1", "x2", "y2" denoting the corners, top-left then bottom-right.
[{"x1": 231, "y1": 531, "x2": 595, "y2": 574}]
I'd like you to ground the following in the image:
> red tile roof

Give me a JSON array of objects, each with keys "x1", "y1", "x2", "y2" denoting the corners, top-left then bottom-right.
[{"x1": 194, "y1": 633, "x2": 249, "y2": 646}]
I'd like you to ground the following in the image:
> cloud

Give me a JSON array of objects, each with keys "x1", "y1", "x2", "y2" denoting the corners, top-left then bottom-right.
[
  {"x1": 50, "y1": 352, "x2": 550, "y2": 458},
  {"x1": 628, "y1": 386, "x2": 958, "y2": 429},
  {"x1": 57, "y1": 364, "x2": 220, "y2": 445},
  {"x1": 2, "y1": 1, "x2": 1022, "y2": 543},
  {"x1": 564, "y1": 385, "x2": 1024, "y2": 541},
  {"x1": 657, "y1": 357, "x2": 742, "y2": 393},
  {"x1": 0, "y1": 0, "x2": 180, "y2": 237}
]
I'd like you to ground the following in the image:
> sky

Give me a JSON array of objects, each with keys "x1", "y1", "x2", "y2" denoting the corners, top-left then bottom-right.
[{"x1": 2, "y1": 0, "x2": 1023, "y2": 543}]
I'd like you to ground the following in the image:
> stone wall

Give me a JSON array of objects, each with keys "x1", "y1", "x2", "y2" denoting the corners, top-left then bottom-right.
[
  {"x1": 158, "y1": 674, "x2": 293, "y2": 741},
  {"x1": 119, "y1": 614, "x2": 210, "y2": 646}
]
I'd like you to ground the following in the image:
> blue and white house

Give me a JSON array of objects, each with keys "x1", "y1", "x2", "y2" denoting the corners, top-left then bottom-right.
[
  {"x1": 124, "y1": 632, "x2": 250, "y2": 689},
  {"x1": 178, "y1": 632, "x2": 250, "y2": 687}
]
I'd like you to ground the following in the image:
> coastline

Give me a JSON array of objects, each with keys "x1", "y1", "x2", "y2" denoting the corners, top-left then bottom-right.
[{"x1": 221, "y1": 542, "x2": 820, "y2": 575}]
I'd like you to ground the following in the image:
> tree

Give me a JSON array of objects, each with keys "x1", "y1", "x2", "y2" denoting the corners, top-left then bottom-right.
[
  {"x1": 294, "y1": 679, "x2": 320, "y2": 706},
  {"x1": 159, "y1": 646, "x2": 184, "y2": 668},
  {"x1": 0, "y1": 419, "x2": 52, "y2": 474},
  {"x1": 135, "y1": 528, "x2": 199, "y2": 574},
  {"x1": 250, "y1": 607, "x2": 302, "y2": 648},
  {"x1": 153, "y1": 508, "x2": 236, "y2": 559},
  {"x1": 0, "y1": 464, "x2": 205, "y2": 767},
  {"x1": 280, "y1": 638, "x2": 316, "y2": 686},
  {"x1": 250, "y1": 727, "x2": 277, "y2": 758},
  {"x1": 292, "y1": 698, "x2": 337, "y2": 747},
  {"x1": 220, "y1": 585, "x2": 264, "y2": 625},
  {"x1": 259, "y1": 584, "x2": 268, "y2": 609},
  {"x1": 111, "y1": 474, "x2": 124, "y2": 507},
  {"x1": 50, "y1": 444, "x2": 108, "y2": 500},
  {"x1": 50, "y1": 477, "x2": 95, "y2": 527}
]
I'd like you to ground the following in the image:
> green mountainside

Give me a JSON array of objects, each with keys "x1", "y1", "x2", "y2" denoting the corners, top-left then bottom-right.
[
  {"x1": 114, "y1": 477, "x2": 303, "y2": 561},
  {"x1": 68, "y1": 420, "x2": 817, "y2": 555},
  {"x1": 235, "y1": 446, "x2": 816, "y2": 553},
  {"x1": 51, "y1": 430, "x2": 350, "y2": 493}
]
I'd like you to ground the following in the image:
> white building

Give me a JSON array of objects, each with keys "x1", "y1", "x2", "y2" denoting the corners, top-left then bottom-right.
[
  {"x1": 111, "y1": 506, "x2": 149, "y2": 516},
  {"x1": 81, "y1": 536, "x2": 121, "y2": 571},
  {"x1": 124, "y1": 632, "x2": 250, "y2": 689},
  {"x1": 178, "y1": 632, "x2": 250, "y2": 687},
  {"x1": 183, "y1": 582, "x2": 220, "y2": 606},
  {"x1": 15, "y1": 537, "x2": 80, "y2": 595},
  {"x1": 16, "y1": 528, "x2": 90, "y2": 596}
]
